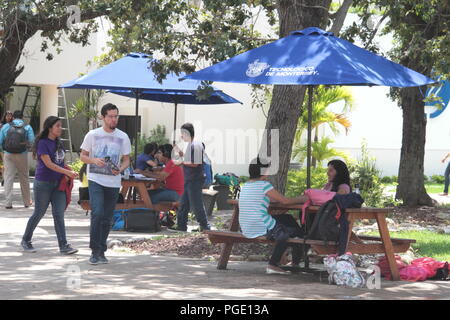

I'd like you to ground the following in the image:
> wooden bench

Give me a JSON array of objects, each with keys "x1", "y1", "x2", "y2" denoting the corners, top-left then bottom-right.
[
  {"x1": 79, "y1": 178, "x2": 179, "y2": 212},
  {"x1": 204, "y1": 200, "x2": 416, "y2": 281},
  {"x1": 79, "y1": 200, "x2": 179, "y2": 212}
]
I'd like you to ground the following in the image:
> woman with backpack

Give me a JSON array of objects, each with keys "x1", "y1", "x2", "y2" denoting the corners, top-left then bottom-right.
[{"x1": 21, "y1": 116, "x2": 79, "y2": 254}]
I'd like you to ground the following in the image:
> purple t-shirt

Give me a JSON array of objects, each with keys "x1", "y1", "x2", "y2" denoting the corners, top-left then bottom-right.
[{"x1": 35, "y1": 138, "x2": 65, "y2": 182}]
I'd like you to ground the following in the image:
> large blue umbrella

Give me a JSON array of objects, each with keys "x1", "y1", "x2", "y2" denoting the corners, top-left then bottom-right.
[
  {"x1": 181, "y1": 27, "x2": 436, "y2": 187},
  {"x1": 59, "y1": 53, "x2": 240, "y2": 161},
  {"x1": 108, "y1": 87, "x2": 241, "y2": 145}
]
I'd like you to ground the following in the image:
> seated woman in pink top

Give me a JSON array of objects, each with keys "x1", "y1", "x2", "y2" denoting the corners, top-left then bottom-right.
[{"x1": 323, "y1": 159, "x2": 352, "y2": 195}]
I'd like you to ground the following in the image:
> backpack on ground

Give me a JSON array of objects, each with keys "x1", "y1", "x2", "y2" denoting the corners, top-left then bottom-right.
[
  {"x1": 4, "y1": 123, "x2": 27, "y2": 153},
  {"x1": 324, "y1": 253, "x2": 366, "y2": 288}
]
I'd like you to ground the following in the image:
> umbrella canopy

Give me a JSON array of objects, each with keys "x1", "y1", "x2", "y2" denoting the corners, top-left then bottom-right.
[
  {"x1": 181, "y1": 27, "x2": 435, "y2": 87},
  {"x1": 59, "y1": 52, "x2": 240, "y2": 162},
  {"x1": 181, "y1": 27, "x2": 436, "y2": 187},
  {"x1": 108, "y1": 88, "x2": 241, "y2": 144}
]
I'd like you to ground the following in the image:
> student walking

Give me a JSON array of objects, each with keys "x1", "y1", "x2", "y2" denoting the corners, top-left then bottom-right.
[
  {"x1": 0, "y1": 110, "x2": 35, "y2": 209},
  {"x1": 440, "y1": 152, "x2": 450, "y2": 196},
  {"x1": 21, "y1": 116, "x2": 78, "y2": 254},
  {"x1": 80, "y1": 103, "x2": 131, "y2": 265},
  {"x1": 173, "y1": 123, "x2": 210, "y2": 232}
]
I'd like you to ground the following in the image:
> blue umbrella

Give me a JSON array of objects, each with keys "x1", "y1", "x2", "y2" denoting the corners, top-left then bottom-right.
[
  {"x1": 59, "y1": 53, "x2": 240, "y2": 161},
  {"x1": 181, "y1": 27, "x2": 437, "y2": 187},
  {"x1": 108, "y1": 87, "x2": 241, "y2": 145}
]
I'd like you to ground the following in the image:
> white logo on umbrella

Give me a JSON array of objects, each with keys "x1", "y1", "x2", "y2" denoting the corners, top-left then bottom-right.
[{"x1": 246, "y1": 60, "x2": 270, "y2": 78}]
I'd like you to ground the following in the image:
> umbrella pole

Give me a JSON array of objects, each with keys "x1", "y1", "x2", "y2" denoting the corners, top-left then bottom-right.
[
  {"x1": 134, "y1": 91, "x2": 140, "y2": 166},
  {"x1": 306, "y1": 85, "x2": 314, "y2": 189},
  {"x1": 173, "y1": 102, "x2": 178, "y2": 146}
]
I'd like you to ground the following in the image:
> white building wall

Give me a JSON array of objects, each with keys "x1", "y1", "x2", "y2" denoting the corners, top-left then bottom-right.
[{"x1": 9, "y1": 14, "x2": 449, "y2": 178}]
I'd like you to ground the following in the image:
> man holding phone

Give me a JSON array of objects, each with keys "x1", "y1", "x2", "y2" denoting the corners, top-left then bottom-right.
[{"x1": 80, "y1": 103, "x2": 131, "y2": 265}]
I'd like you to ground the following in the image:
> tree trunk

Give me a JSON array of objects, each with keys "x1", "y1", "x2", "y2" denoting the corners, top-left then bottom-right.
[
  {"x1": 0, "y1": 19, "x2": 36, "y2": 101},
  {"x1": 395, "y1": 86, "x2": 434, "y2": 206},
  {"x1": 264, "y1": 0, "x2": 331, "y2": 193}
]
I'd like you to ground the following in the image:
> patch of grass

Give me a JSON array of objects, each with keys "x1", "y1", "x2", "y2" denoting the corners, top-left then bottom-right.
[
  {"x1": 365, "y1": 230, "x2": 450, "y2": 261},
  {"x1": 425, "y1": 183, "x2": 445, "y2": 194}
]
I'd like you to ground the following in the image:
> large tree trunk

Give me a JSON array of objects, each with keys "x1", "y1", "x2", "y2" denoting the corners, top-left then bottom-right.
[
  {"x1": 0, "y1": 17, "x2": 36, "y2": 101},
  {"x1": 395, "y1": 86, "x2": 433, "y2": 206},
  {"x1": 264, "y1": 0, "x2": 331, "y2": 193}
]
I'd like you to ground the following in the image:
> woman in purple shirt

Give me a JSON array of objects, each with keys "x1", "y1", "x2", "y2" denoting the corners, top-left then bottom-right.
[{"x1": 21, "y1": 116, "x2": 78, "y2": 254}]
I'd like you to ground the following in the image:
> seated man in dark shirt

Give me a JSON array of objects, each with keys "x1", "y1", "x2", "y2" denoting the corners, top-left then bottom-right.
[{"x1": 135, "y1": 142, "x2": 160, "y2": 175}]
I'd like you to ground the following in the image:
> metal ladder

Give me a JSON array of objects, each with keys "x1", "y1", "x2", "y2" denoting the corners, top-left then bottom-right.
[
  {"x1": 20, "y1": 85, "x2": 41, "y2": 134},
  {"x1": 57, "y1": 88, "x2": 74, "y2": 162}
]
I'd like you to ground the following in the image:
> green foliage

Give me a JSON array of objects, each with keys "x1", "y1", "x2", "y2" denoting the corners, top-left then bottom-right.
[
  {"x1": 366, "y1": 230, "x2": 450, "y2": 261},
  {"x1": 68, "y1": 158, "x2": 84, "y2": 173},
  {"x1": 131, "y1": 125, "x2": 170, "y2": 159},
  {"x1": 239, "y1": 176, "x2": 250, "y2": 184},
  {"x1": 292, "y1": 136, "x2": 351, "y2": 166},
  {"x1": 430, "y1": 174, "x2": 445, "y2": 184},
  {"x1": 285, "y1": 167, "x2": 328, "y2": 198},
  {"x1": 348, "y1": 141, "x2": 386, "y2": 207}
]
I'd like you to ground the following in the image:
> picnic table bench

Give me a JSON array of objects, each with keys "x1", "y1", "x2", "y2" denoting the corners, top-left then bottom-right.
[
  {"x1": 204, "y1": 199, "x2": 416, "y2": 281},
  {"x1": 79, "y1": 178, "x2": 179, "y2": 212}
]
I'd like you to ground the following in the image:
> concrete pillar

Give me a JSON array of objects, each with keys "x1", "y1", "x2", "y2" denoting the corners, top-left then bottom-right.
[{"x1": 39, "y1": 85, "x2": 58, "y2": 131}]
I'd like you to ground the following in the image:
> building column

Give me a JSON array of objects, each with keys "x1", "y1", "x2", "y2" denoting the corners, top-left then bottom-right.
[{"x1": 39, "y1": 85, "x2": 58, "y2": 131}]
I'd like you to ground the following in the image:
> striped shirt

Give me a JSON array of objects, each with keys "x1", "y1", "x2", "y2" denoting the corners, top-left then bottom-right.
[{"x1": 238, "y1": 180, "x2": 276, "y2": 238}]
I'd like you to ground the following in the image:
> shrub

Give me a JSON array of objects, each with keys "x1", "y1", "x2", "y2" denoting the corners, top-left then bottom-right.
[
  {"x1": 68, "y1": 158, "x2": 84, "y2": 173},
  {"x1": 347, "y1": 141, "x2": 385, "y2": 207},
  {"x1": 430, "y1": 174, "x2": 445, "y2": 184},
  {"x1": 380, "y1": 176, "x2": 392, "y2": 184},
  {"x1": 285, "y1": 167, "x2": 328, "y2": 197}
]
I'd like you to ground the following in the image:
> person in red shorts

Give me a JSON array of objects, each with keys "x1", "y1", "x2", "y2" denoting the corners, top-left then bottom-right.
[{"x1": 146, "y1": 144, "x2": 184, "y2": 204}]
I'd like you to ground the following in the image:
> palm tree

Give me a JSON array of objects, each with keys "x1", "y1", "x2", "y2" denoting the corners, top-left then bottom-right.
[
  {"x1": 294, "y1": 85, "x2": 355, "y2": 167},
  {"x1": 292, "y1": 136, "x2": 351, "y2": 166}
]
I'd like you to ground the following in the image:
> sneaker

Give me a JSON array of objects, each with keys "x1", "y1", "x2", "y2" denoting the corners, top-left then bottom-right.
[
  {"x1": 5, "y1": 206, "x2": 12, "y2": 209},
  {"x1": 21, "y1": 240, "x2": 36, "y2": 253},
  {"x1": 98, "y1": 253, "x2": 109, "y2": 264},
  {"x1": 199, "y1": 224, "x2": 211, "y2": 232},
  {"x1": 439, "y1": 193, "x2": 448, "y2": 196},
  {"x1": 168, "y1": 225, "x2": 187, "y2": 232},
  {"x1": 266, "y1": 265, "x2": 291, "y2": 275},
  {"x1": 60, "y1": 244, "x2": 78, "y2": 255},
  {"x1": 88, "y1": 254, "x2": 100, "y2": 265}
]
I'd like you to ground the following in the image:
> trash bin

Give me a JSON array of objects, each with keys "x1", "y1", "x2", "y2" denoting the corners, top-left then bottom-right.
[
  {"x1": 213, "y1": 184, "x2": 233, "y2": 210},
  {"x1": 202, "y1": 189, "x2": 218, "y2": 216}
]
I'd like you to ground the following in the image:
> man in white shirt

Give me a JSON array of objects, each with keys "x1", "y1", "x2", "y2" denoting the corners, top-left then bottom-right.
[{"x1": 80, "y1": 103, "x2": 131, "y2": 265}]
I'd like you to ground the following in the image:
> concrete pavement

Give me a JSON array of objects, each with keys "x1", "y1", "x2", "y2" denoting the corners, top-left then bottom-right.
[{"x1": 0, "y1": 180, "x2": 449, "y2": 300}]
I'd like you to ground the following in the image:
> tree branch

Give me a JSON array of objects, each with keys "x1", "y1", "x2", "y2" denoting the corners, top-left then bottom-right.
[{"x1": 329, "y1": 0, "x2": 353, "y2": 35}]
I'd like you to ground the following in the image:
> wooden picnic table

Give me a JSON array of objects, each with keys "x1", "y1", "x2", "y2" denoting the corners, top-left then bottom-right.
[
  {"x1": 79, "y1": 178, "x2": 179, "y2": 212},
  {"x1": 206, "y1": 199, "x2": 416, "y2": 281}
]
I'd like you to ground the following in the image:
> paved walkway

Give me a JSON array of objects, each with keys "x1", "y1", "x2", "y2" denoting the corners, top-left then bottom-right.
[{"x1": 0, "y1": 180, "x2": 449, "y2": 300}]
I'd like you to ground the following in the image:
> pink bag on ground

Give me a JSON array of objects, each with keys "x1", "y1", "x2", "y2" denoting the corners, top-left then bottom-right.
[
  {"x1": 410, "y1": 257, "x2": 445, "y2": 279},
  {"x1": 377, "y1": 255, "x2": 408, "y2": 280},
  {"x1": 399, "y1": 266, "x2": 429, "y2": 282},
  {"x1": 301, "y1": 189, "x2": 336, "y2": 224}
]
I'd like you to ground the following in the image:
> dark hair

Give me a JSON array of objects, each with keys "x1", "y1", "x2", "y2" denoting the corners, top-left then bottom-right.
[
  {"x1": 158, "y1": 144, "x2": 173, "y2": 159},
  {"x1": 249, "y1": 157, "x2": 270, "y2": 179},
  {"x1": 1, "y1": 111, "x2": 13, "y2": 124},
  {"x1": 33, "y1": 116, "x2": 63, "y2": 159},
  {"x1": 79, "y1": 163, "x2": 87, "y2": 182},
  {"x1": 144, "y1": 142, "x2": 158, "y2": 155},
  {"x1": 327, "y1": 159, "x2": 351, "y2": 192},
  {"x1": 13, "y1": 110, "x2": 23, "y2": 119},
  {"x1": 101, "y1": 103, "x2": 118, "y2": 117},
  {"x1": 181, "y1": 123, "x2": 194, "y2": 138}
]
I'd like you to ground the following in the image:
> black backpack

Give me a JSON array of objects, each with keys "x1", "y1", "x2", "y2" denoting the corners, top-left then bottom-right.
[
  {"x1": 4, "y1": 124, "x2": 27, "y2": 153},
  {"x1": 307, "y1": 200, "x2": 341, "y2": 243}
]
